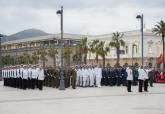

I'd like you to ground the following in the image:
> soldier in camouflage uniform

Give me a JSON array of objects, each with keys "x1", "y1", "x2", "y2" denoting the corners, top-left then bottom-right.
[
  {"x1": 71, "y1": 66, "x2": 77, "y2": 89},
  {"x1": 44, "y1": 67, "x2": 49, "y2": 87},
  {"x1": 55, "y1": 67, "x2": 60, "y2": 88}
]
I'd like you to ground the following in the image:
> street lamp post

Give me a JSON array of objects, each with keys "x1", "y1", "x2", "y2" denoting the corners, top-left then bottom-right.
[
  {"x1": 0, "y1": 34, "x2": 4, "y2": 81},
  {"x1": 57, "y1": 6, "x2": 65, "y2": 90},
  {"x1": 136, "y1": 14, "x2": 144, "y2": 67}
]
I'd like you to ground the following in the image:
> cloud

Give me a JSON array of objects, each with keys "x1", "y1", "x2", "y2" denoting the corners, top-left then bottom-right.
[{"x1": 0, "y1": 0, "x2": 164, "y2": 35}]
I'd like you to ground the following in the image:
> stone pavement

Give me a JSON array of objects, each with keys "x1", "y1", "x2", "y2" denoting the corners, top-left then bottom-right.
[{"x1": 0, "y1": 81, "x2": 165, "y2": 114}]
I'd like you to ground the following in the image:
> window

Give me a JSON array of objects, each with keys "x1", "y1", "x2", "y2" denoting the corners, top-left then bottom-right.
[
  {"x1": 133, "y1": 45, "x2": 138, "y2": 54},
  {"x1": 148, "y1": 41, "x2": 153, "y2": 54},
  {"x1": 125, "y1": 46, "x2": 128, "y2": 54}
]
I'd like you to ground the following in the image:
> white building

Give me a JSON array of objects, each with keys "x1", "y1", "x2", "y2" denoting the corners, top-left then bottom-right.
[{"x1": 87, "y1": 29, "x2": 162, "y2": 67}]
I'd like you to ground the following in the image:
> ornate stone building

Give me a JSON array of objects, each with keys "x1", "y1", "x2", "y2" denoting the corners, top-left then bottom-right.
[
  {"x1": 1, "y1": 29, "x2": 162, "y2": 67},
  {"x1": 87, "y1": 29, "x2": 162, "y2": 67}
]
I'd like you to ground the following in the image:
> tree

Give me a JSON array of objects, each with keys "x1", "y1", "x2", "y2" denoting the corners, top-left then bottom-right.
[
  {"x1": 89, "y1": 40, "x2": 100, "y2": 63},
  {"x1": 153, "y1": 20, "x2": 165, "y2": 68},
  {"x1": 2, "y1": 55, "x2": 14, "y2": 66},
  {"x1": 78, "y1": 37, "x2": 88, "y2": 64},
  {"x1": 109, "y1": 32, "x2": 125, "y2": 66},
  {"x1": 37, "y1": 47, "x2": 47, "y2": 67},
  {"x1": 47, "y1": 48, "x2": 58, "y2": 67},
  {"x1": 64, "y1": 44, "x2": 73, "y2": 67},
  {"x1": 21, "y1": 52, "x2": 31, "y2": 64},
  {"x1": 72, "y1": 47, "x2": 82, "y2": 65},
  {"x1": 31, "y1": 51, "x2": 39, "y2": 64},
  {"x1": 97, "y1": 41, "x2": 110, "y2": 67}
]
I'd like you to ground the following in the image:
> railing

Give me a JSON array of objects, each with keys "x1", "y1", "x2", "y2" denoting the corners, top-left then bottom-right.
[{"x1": 1, "y1": 44, "x2": 78, "y2": 53}]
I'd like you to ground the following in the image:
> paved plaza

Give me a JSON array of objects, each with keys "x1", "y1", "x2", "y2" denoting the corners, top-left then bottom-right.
[{"x1": 0, "y1": 81, "x2": 165, "y2": 114}]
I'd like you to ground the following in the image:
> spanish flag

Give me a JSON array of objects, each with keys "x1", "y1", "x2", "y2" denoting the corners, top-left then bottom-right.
[{"x1": 158, "y1": 54, "x2": 164, "y2": 64}]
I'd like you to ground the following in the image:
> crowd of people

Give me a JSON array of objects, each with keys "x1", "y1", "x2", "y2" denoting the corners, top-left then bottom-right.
[
  {"x1": 2, "y1": 65, "x2": 45, "y2": 90},
  {"x1": 1, "y1": 64, "x2": 155, "y2": 92}
]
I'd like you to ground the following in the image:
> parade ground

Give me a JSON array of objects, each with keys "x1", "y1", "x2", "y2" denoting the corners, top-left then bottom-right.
[{"x1": 0, "y1": 81, "x2": 165, "y2": 114}]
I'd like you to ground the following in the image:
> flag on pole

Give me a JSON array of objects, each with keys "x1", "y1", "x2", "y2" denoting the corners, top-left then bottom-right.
[{"x1": 158, "y1": 53, "x2": 163, "y2": 64}]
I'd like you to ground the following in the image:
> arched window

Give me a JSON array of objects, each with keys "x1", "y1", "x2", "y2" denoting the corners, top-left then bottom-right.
[
  {"x1": 133, "y1": 41, "x2": 139, "y2": 54},
  {"x1": 133, "y1": 44, "x2": 138, "y2": 54}
]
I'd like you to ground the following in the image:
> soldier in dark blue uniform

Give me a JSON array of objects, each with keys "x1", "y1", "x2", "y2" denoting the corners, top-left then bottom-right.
[
  {"x1": 108, "y1": 67, "x2": 113, "y2": 86},
  {"x1": 132, "y1": 67, "x2": 138, "y2": 86},
  {"x1": 116, "y1": 67, "x2": 122, "y2": 86},
  {"x1": 106, "y1": 67, "x2": 110, "y2": 86},
  {"x1": 113, "y1": 68, "x2": 117, "y2": 86},
  {"x1": 101, "y1": 67, "x2": 106, "y2": 86},
  {"x1": 121, "y1": 67, "x2": 127, "y2": 86}
]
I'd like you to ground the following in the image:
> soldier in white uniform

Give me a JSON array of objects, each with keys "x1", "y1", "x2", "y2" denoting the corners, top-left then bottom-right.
[
  {"x1": 5, "y1": 67, "x2": 8, "y2": 86},
  {"x1": 82, "y1": 65, "x2": 88, "y2": 87},
  {"x1": 11, "y1": 66, "x2": 14, "y2": 87},
  {"x1": 86, "y1": 65, "x2": 90, "y2": 87},
  {"x1": 13, "y1": 66, "x2": 17, "y2": 88},
  {"x1": 36, "y1": 65, "x2": 40, "y2": 88},
  {"x1": 138, "y1": 66, "x2": 145, "y2": 92},
  {"x1": 27, "y1": 65, "x2": 32, "y2": 89},
  {"x1": 31, "y1": 65, "x2": 37, "y2": 89},
  {"x1": 22, "y1": 65, "x2": 28, "y2": 90},
  {"x1": 76, "y1": 66, "x2": 80, "y2": 86},
  {"x1": 95, "y1": 65, "x2": 102, "y2": 87},
  {"x1": 89, "y1": 65, "x2": 94, "y2": 87},
  {"x1": 126, "y1": 66, "x2": 133, "y2": 92},
  {"x1": 19, "y1": 64, "x2": 24, "y2": 89},
  {"x1": 144, "y1": 67, "x2": 150, "y2": 92},
  {"x1": 16, "y1": 65, "x2": 19, "y2": 88},
  {"x1": 38, "y1": 66, "x2": 44, "y2": 90},
  {"x1": 7, "y1": 66, "x2": 10, "y2": 87},
  {"x1": 2, "y1": 67, "x2": 5, "y2": 86}
]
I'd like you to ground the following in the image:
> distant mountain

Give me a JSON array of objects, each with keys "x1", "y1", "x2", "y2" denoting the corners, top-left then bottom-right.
[
  {"x1": 2, "y1": 29, "x2": 51, "y2": 43},
  {"x1": 0, "y1": 34, "x2": 6, "y2": 37}
]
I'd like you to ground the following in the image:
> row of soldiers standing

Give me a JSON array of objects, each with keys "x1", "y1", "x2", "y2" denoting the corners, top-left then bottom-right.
[
  {"x1": 44, "y1": 65, "x2": 102, "y2": 88},
  {"x1": 43, "y1": 65, "x2": 138, "y2": 89},
  {"x1": 2, "y1": 65, "x2": 45, "y2": 90},
  {"x1": 44, "y1": 66, "x2": 77, "y2": 89},
  {"x1": 2, "y1": 64, "x2": 155, "y2": 91}
]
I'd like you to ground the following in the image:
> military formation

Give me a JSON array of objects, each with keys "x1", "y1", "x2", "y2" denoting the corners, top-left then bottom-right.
[
  {"x1": 2, "y1": 64, "x2": 45, "y2": 90},
  {"x1": 43, "y1": 66, "x2": 77, "y2": 89},
  {"x1": 76, "y1": 65, "x2": 102, "y2": 87},
  {"x1": 2, "y1": 64, "x2": 155, "y2": 92}
]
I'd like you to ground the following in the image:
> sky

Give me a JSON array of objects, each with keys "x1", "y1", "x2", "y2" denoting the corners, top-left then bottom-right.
[{"x1": 0, "y1": 0, "x2": 165, "y2": 35}]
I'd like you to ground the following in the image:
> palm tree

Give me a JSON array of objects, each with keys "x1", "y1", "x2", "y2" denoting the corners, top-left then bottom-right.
[
  {"x1": 97, "y1": 41, "x2": 110, "y2": 67},
  {"x1": 21, "y1": 52, "x2": 31, "y2": 64},
  {"x1": 2, "y1": 55, "x2": 13, "y2": 66},
  {"x1": 89, "y1": 40, "x2": 100, "y2": 63},
  {"x1": 153, "y1": 20, "x2": 165, "y2": 68},
  {"x1": 79, "y1": 37, "x2": 88, "y2": 64},
  {"x1": 31, "y1": 51, "x2": 39, "y2": 64},
  {"x1": 37, "y1": 47, "x2": 48, "y2": 67},
  {"x1": 109, "y1": 32, "x2": 125, "y2": 66},
  {"x1": 17, "y1": 55, "x2": 23, "y2": 64},
  {"x1": 47, "y1": 48, "x2": 58, "y2": 67},
  {"x1": 64, "y1": 44, "x2": 73, "y2": 67}
]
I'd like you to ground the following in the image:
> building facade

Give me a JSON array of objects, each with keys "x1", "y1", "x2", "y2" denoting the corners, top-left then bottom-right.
[
  {"x1": 1, "y1": 29, "x2": 162, "y2": 67},
  {"x1": 1, "y1": 33, "x2": 84, "y2": 66},
  {"x1": 87, "y1": 29, "x2": 162, "y2": 67}
]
